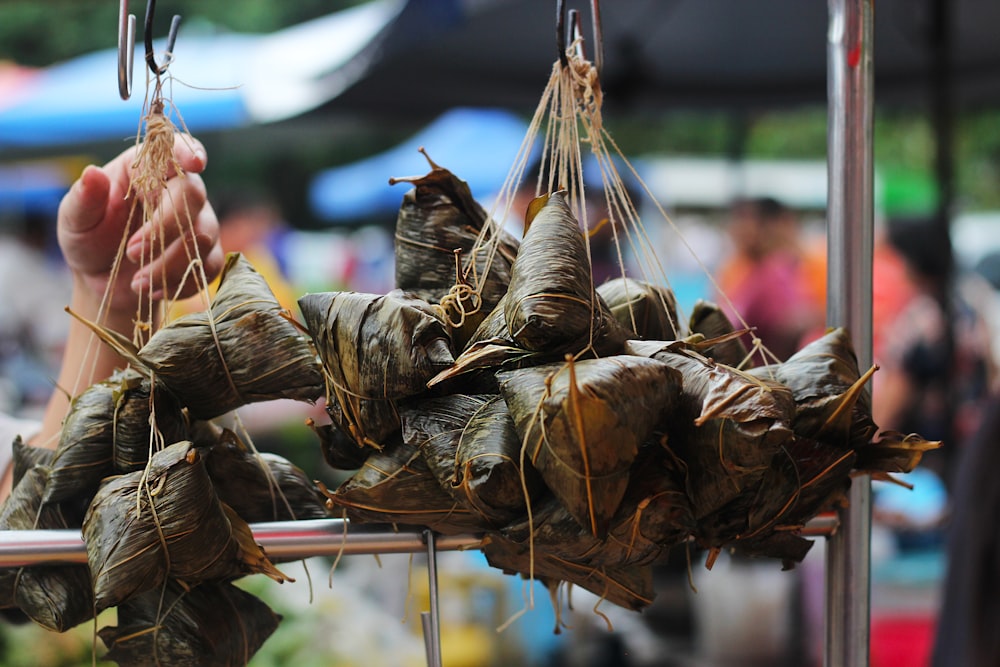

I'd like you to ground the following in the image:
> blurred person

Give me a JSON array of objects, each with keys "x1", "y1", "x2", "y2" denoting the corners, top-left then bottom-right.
[
  {"x1": 873, "y1": 215, "x2": 994, "y2": 490},
  {"x1": 173, "y1": 188, "x2": 297, "y2": 314},
  {"x1": 0, "y1": 134, "x2": 224, "y2": 498},
  {"x1": 715, "y1": 196, "x2": 822, "y2": 361},
  {"x1": 931, "y1": 389, "x2": 1000, "y2": 667}
]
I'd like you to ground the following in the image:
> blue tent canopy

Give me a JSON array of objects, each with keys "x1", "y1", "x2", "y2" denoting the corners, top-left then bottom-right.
[
  {"x1": 0, "y1": 0, "x2": 424, "y2": 150},
  {"x1": 308, "y1": 107, "x2": 536, "y2": 223},
  {"x1": 0, "y1": 34, "x2": 254, "y2": 149}
]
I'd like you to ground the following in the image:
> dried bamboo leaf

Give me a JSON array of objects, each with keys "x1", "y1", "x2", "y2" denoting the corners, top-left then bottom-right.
[
  {"x1": 403, "y1": 394, "x2": 544, "y2": 527},
  {"x1": 11, "y1": 436, "x2": 55, "y2": 489},
  {"x1": 498, "y1": 355, "x2": 682, "y2": 537},
  {"x1": 598, "y1": 277, "x2": 683, "y2": 341},
  {"x1": 0, "y1": 466, "x2": 94, "y2": 630},
  {"x1": 99, "y1": 581, "x2": 281, "y2": 667},
  {"x1": 482, "y1": 535, "x2": 655, "y2": 611},
  {"x1": 137, "y1": 253, "x2": 325, "y2": 420},
  {"x1": 503, "y1": 192, "x2": 629, "y2": 354},
  {"x1": 392, "y1": 161, "x2": 519, "y2": 346},
  {"x1": 748, "y1": 327, "x2": 877, "y2": 449},
  {"x1": 42, "y1": 375, "x2": 115, "y2": 505},
  {"x1": 688, "y1": 299, "x2": 750, "y2": 367},
  {"x1": 855, "y1": 430, "x2": 942, "y2": 474},
  {"x1": 299, "y1": 289, "x2": 455, "y2": 448},
  {"x1": 502, "y1": 447, "x2": 694, "y2": 567},
  {"x1": 82, "y1": 441, "x2": 288, "y2": 612},
  {"x1": 307, "y1": 419, "x2": 371, "y2": 471},
  {"x1": 323, "y1": 434, "x2": 487, "y2": 535},
  {"x1": 203, "y1": 429, "x2": 330, "y2": 523},
  {"x1": 111, "y1": 374, "x2": 188, "y2": 474},
  {"x1": 455, "y1": 395, "x2": 545, "y2": 526},
  {"x1": 626, "y1": 341, "x2": 795, "y2": 523},
  {"x1": 401, "y1": 394, "x2": 493, "y2": 500}
]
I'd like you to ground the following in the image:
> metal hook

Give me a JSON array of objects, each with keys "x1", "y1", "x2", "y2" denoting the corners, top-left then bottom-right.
[
  {"x1": 590, "y1": 0, "x2": 604, "y2": 75},
  {"x1": 555, "y1": 0, "x2": 604, "y2": 74},
  {"x1": 117, "y1": 0, "x2": 136, "y2": 99},
  {"x1": 117, "y1": 0, "x2": 181, "y2": 99},
  {"x1": 143, "y1": 0, "x2": 182, "y2": 76},
  {"x1": 556, "y1": 0, "x2": 569, "y2": 68}
]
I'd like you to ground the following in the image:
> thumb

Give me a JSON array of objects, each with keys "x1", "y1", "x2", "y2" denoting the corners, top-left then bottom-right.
[{"x1": 58, "y1": 164, "x2": 112, "y2": 235}]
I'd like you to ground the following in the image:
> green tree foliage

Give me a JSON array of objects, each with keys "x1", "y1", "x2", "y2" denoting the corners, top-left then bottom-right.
[{"x1": 0, "y1": 0, "x2": 366, "y2": 66}]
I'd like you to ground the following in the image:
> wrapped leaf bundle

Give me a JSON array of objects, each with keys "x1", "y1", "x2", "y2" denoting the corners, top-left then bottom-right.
[
  {"x1": 392, "y1": 160, "x2": 519, "y2": 343},
  {"x1": 42, "y1": 373, "x2": 117, "y2": 505},
  {"x1": 402, "y1": 393, "x2": 493, "y2": 499},
  {"x1": 748, "y1": 327, "x2": 876, "y2": 448},
  {"x1": 597, "y1": 277, "x2": 683, "y2": 341},
  {"x1": 0, "y1": 466, "x2": 94, "y2": 631},
  {"x1": 203, "y1": 429, "x2": 330, "y2": 523},
  {"x1": 855, "y1": 430, "x2": 941, "y2": 475},
  {"x1": 454, "y1": 395, "x2": 545, "y2": 525},
  {"x1": 133, "y1": 253, "x2": 325, "y2": 420},
  {"x1": 498, "y1": 355, "x2": 682, "y2": 537},
  {"x1": 42, "y1": 367, "x2": 185, "y2": 505},
  {"x1": 100, "y1": 581, "x2": 281, "y2": 667},
  {"x1": 307, "y1": 419, "x2": 371, "y2": 471},
  {"x1": 10, "y1": 437, "x2": 55, "y2": 489},
  {"x1": 726, "y1": 434, "x2": 854, "y2": 566},
  {"x1": 626, "y1": 341, "x2": 795, "y2": 526},
  {"x1": 688, "y1": 299, "x2": 751, "y2": 368},
  {"x1": 82, "y1": 441, "x2": 288, "y2": 611},
  {"x1": 503, "y1": 192, "x2": 629, "y2": 354},
  {"x1": 403, "y1": 394, "x2": 544, "y2": 527},
  {"x1": 110, "y1": 371, "x2": 187, "y2": 474},
  {"x1": 482, "y1": 535, "x2": 655, "y2": 612},
  {"x1": 501, "y1": 447, "x2": 694, "y2": 567},
  {"x1": 299, "y1": 289, "x2": 455, "y2": 448},
  {"x1": 323, "y1": 435, "x2": 486, "y2": 535}
]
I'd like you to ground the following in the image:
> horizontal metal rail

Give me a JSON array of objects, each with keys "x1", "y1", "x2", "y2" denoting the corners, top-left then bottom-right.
[
  {"x1": 0, "y1": 519, "x2": 483, "y2": 568},
  {"x1": 0, "y1": 513, "x2": 839, "y2": 568}
]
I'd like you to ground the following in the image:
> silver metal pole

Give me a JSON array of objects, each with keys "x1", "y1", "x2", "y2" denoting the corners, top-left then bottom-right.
[
  {"x1": 825, "y1": 0, "x2": 875, "y2": 666},
  {"x1": 0, "y1": 520, "x2": 483, "y2": 568},
  {"x1": 422, "y1": 530, "x2": 444, "y2": 667}
]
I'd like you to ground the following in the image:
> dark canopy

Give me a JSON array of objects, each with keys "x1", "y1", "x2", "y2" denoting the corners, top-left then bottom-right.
[{"x1": 326, "y1": 0, "x2": 1000, "y2": 118}]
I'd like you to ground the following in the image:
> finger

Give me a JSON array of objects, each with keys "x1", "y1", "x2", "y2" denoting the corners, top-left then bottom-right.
[
  {"x1": 131, "y1": 204, "x2": 221, "y2": 299},
  {"x1": 154, "y1": 134, "x2": 207, "y2": 183},
  {"x1": 125, "y1": 171, "x2": 208, "y2": 263},
  {"x1": 173, "y1": 134, "x2": 208, "y2": 174},
  {"x1": 57, "y1": 165, "x2": 111, "y2": 235}
]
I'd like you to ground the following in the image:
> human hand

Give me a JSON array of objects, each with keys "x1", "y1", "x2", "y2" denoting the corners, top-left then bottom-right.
[{"x1": 56, "y1": 134, "x2": 224, "y2": 326}]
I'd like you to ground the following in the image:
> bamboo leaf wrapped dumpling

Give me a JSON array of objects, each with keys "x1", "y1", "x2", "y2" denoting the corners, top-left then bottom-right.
[
  {"x1": 43, "y1": 368, "x2": 187, "y2": 505},
  {"x1": 82, "y1": 441, "x2": 289, "y2": 612},
  {"x1": 99, "y1": 581, "x2": 281, "y2": 667},
  {"x1": 503, "y1": 192, "x2": 629, "y2": 354},
  {"x1": 391, "y1": 157, "x2": 519, "y2": 342},
  {"x1": 322, "y1": 433, "x2": 487, "y2": 535},
  {"x1": 626, "y1": 341, "x2": 796, "y2": 529},
  {"x1": 0, "y1": 465, "x2": 95, "y2": 631},
  {"x1": 481, "y1": 535, "x2": 655, "y2": 612},
  {"x1": 128, "y1": 253, "x2": 324, "y2": 420},
  {"x1": 688, "y1": 299, "x2": 751, "y2": 368},
  {"x1": 747, "y1": 328, "x2": 939, "y2": 476},
  {"x1": 299, "y1": 289, "x2": 455, "y2": 449},
  {"x1": 402, "y1": 394, "x2": 544, "y2": 527},
  {"x1": 498, "y1": 355, "x2": 682, "y2": 537},
  {"x1": 597, "y1": 277, "x2": 684, "y2": 341},
  {"x1": 202, "y1": 428, "x2": 331, "y2": 523},
  {"x1": 499, "y1": 446, "x2": 694, "y2": 567}
]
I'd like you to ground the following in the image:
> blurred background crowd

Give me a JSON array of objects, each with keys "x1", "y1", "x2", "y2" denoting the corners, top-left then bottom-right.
[{"x1": 4, "y1": 1, "x2": 1000, "y2": 666}]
